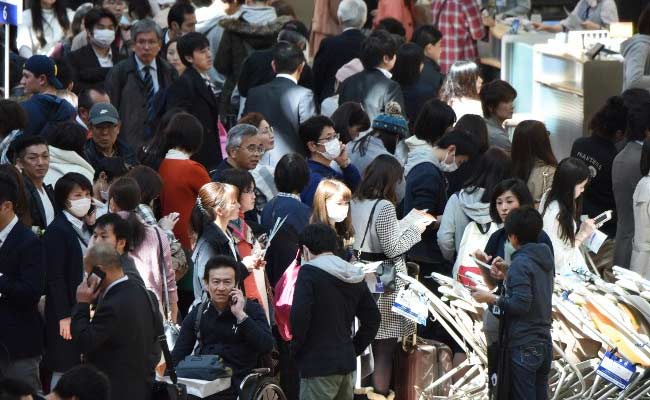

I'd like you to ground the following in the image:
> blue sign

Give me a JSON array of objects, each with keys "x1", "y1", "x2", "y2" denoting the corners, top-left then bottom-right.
[
  {"x1": 596, "y1": 351, "x2": 637, "y2": 390},
  {"x1": 0, "y1": 0, "x2": 20, "y2": 26}
]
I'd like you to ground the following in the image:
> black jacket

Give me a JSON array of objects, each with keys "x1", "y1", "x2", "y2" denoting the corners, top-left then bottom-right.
[
  {"x1": 338, "y1": 68, "x2": 406, "y2": 122},
  {"x1": 68, "y1": 43, "x2": 125, "y2": 94},
  {"x1": 0, "y1": 219, "x2": 46, "y2": 361},
  {"x1": 238, "y1": 48, "x2": 314, "y2": 98},
  {"x1": 166, "y1": 67, "x2": 223, "y2": 171},
  {"x1": 312, "y1": 28, "x2": 366, "y2": 101},
  {"x1": 290, "y1": 255, "x2": 380, "y2": 378},
  {"x1": 72, "y1": 279, "x2": 161, "y2": 400},
  {"x1": 84, "y1": 138, "x2": 139, "y2": 172},
  {"x1": 42, "y1": 213, "x2": 87, "y2": 371},
  {"x1": 171, "y1": 300, "x2": 274, "y2": 388},
  {"x1": 23, "y1": 177, "x2": 55, "y2": 231},
  {"x1": 244, "y1": 76, "x2": 316, "y2": 166}
]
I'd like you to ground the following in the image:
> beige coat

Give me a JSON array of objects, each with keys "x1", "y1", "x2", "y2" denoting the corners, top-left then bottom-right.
[
  {"x1": 528, "y1": 160, "x2": 556, "y2": 205},
  {"x1": 631, "y1": 176, "x2": 650, "y2": 276},
  {"x1": 309, "y1": 0, "x2": 341, "y2": 57}
]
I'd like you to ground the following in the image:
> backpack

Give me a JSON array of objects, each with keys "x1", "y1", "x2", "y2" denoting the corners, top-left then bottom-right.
[{"x1": 453, "y1": 220, "x2": 498, "y2": 287}]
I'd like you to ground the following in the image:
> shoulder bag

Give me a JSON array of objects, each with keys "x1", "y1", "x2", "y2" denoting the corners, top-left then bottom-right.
[{"x1": 354, "y1": 200, "x2": 396, "y2": 292}]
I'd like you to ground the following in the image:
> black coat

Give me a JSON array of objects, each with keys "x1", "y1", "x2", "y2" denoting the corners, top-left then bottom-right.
[
  {"x1": 238, "y1": 48, "x2": 314, "y2": 98},
  {"x1": 23, "y1": 177, "x2": 55, "y2": 231},
  {"x1": 71, "y1": 279, "x2": 161, "y2": 400},
  {"x1": 338, "y1": 69, "x2": 406, "y2": 122},
  {"x1": 167, "y1": 67, "x2": 223, "y2": 171},
  {"x1": 312, "y1": 29, "x2": 366, "y2": 102},
  {"x1": 42, "y1": 213, "x2": 86, "y2": 371},
  {"x1": 68, "y1": 43, "x2": 124, "y2": 94},
  {"x1": 244, "y1": 77, "x2": 316, "y2": 166},
  {"x1": 83, "y1": 139, "x2": 139, "y2": 172},
  {"x1": 0, "y1": 219, "x2": 46, "y2": 361}
]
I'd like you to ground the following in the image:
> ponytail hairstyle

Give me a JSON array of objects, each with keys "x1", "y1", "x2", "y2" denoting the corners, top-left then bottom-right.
[
  {"x1": 108, "y1": 177, "x2": 146, "y2": 250},
  {"x1": 190, "y1": 182, "x2": 239, "y2": 238},
  {"x1": 31, "y1": 0, "x2": 71, "y2": 48}
]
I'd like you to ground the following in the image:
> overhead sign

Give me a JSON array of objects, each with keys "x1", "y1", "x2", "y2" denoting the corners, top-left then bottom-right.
[{"x1": 0, "y1": 0, "x2": 21, "y2": 26}]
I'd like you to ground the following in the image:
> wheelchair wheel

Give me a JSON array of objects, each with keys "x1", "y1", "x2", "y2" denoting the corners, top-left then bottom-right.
[{"x1": 239, "y1": 376, "x2": 287, "y2": 400}]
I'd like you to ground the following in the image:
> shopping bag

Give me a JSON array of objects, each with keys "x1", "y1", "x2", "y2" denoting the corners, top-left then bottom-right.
[{"x1": 274, "y1": 254, "x2": 301, "y2": 341}]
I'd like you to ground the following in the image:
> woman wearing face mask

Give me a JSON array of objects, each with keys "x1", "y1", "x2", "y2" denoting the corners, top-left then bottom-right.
[
  {"x1": 43, "y1": 172, "x2": 96, "y2": 388},
  {"x1": 351, "y1": 155, "x2": 433, "y2": 399},
  {"x1": 68, "y1": 8, "x2": 125, "y2": 94},
  {"x1": 310, "y1": 179, "x2": 355, "y2": 260},
  {"x1": 191, "y1": 182, "x2": 263, "y2": 304},
  {"x1": 17, "y1": 0, "x2": 74, "y2": 57},
  {"x1": 540, "y1": 157, "x2": 596, "y2": 275},
  {"x1": 300, "y1": 116, "x2": 361, "y2": 207}
]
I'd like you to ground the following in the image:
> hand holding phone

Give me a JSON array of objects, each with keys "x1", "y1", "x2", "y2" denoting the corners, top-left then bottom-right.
[
  {"x1": 593, "y1": 210, "x2": 612, "y2": 229},
  {"x1": 87, "y1": 266, "x2": 106, "y2": 293}
]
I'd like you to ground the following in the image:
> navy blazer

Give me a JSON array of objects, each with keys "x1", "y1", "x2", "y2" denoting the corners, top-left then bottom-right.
[{"x1": 0, "y1": 219, "x2": 46, "y2": 360}]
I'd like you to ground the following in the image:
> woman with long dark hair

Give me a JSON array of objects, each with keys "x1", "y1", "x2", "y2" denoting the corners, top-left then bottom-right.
[
  {"x1": 511, "y1": 120, "x2": 558, "y2": 205},
  {"x1": 439, "y1": 60, "x2": 483, "y2": 120},
  {"x1": 540, "y1": 157, "x2": 595, "y2": 275},
  {"x1": 17, "y1": 0, "x2": 74, "y2": 57},
  {"x1": 392, "y1": 42, "x2": 436, "y2": 126}
]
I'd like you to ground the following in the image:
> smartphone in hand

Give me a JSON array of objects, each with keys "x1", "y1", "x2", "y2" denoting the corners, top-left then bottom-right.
[{"x1": 87, "y1": 266, "x2": 106, "y2": 292}]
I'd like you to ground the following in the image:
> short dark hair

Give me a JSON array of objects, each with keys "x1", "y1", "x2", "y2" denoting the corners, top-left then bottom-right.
[
  {"x1": 639, "y1": 4, "x2": 650, "y2": 35},
  {"x1": 0, "y1": 172, "x2": 18, "y2": 208},
  {"x1": 164, "y1": 112, "x2": 204, "y2": 154},
  {"x1": 435, "y1": 129, "x2": 479, "y2": 158},
  {"x1": 414, "y1": 99, "x2": 456, "y2": 143},
  {"x1": 625, "y1": 100, "x2": 650, "y2": 142},
  {"x1": 330, "y1": 102, "x2": 370, "y2": 144},
  {"x1": 456, "y1": 114, "x2": 489, "y2": 154},
  {"x1": 54, "y1": 172, "x2": 93, "y2": 210},
  {"x1": 0, "y1": 378, "x2": 36, "y2": 400},
  {"x1": 126, "y1": 165, "x2": 163, "y2": 205},
  {"x1": 10, "y1": 134, "x2": 48, "y2": 160},
  {"x1": 489, "y1": 178, "x2": 534, "y2": 223},
  {"x1": 203, "y1": 255, "x2": 240, "y2": 283},
  {"x1": 95, "y1": 213, "x2": 132, "y2": 251},
  {"x1": 300, "y1": 115, "x2": 335, "y2": 153},
  {"x1": 93, "y1": 156, "x2": 129, "y2": 183},
  {"x1": 589, "y1": 96, "x2": 627, "y2": 140},
  {"x1": 0, "y1": 99, "x2": 28, "y2": 136},
  {"x1": 299, "y1": 223, "x2": 339, "y2": 255},
  {"x1": 274, "y1": 153, "x2": 310, "y2": 193},
  {"x1": 108, "y1": 176, "x2": 141, "y2": 211},
  {"x1": 392, "y1": 42, "x2": 423, "y2": 87},
  {"x1": 642, "y1": 137, "x2": 650, "y2": 176},
  {"x1": 480, "y1": 80, "x2": 517, "y2": 118},
  {"x1": 78, "y1": 86, "x2": 108, "y2": 112},
  {"x1": 360, "y1": 29, "x2": 398, "y2": 69},
  {"x1": 84, "y1": 7, "x2": 117, "y2": 32},
  {"x1": 177, "y1": 31, "x2": 209, "y2": 68},
  {"x1": 168, "y1": 2, "x2": 195, "y2": 28},
  {"x1": 375, "y1": 18, "x2": 405, "y2": 37},
  {"x1": 277, "y1": 20, "x2": 309, "y2": 50},
  {"x1": 272, "y1": 41, "x2": 305, "y2": 74},
  {"x1": 504, "y1": 206, "x2": 543, "y2": 245},
  {"x1": 53, "y1": 364, "x2": 110, "y2": 400},
  {"x1": 218, "y1": 168, "x2": 255, "y2": 196},
  {"x1": 45, "y1": 122, "x2": 88, "y2": 160},
  {"x1": 411, "y1": 24, "x2": 442, "y2": 48}
]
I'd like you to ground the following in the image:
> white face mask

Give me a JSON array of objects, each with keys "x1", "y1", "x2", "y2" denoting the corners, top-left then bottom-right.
[
  {"x1": 438, "y1": 151, "x2": 459, "y2": 173},
  {"x1": 69, "y1": 198, "x2": 91, "y2": 218},
  {"x1": 100, "y1": 190, "x2": 109, "y2": 201},
  {"x1": 326, "y1": 200, "x2": 349, "y2": 223},
  {"x1": 92, "y1": 29, "x2": 115, "y2": 48},
  {"x1": 319, "y1": 139, "x2": 341, "y2": 161}
]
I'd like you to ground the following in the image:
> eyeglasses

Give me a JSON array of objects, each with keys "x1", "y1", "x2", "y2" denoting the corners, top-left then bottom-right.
[
  {"x1": 135, "y1": 39, "x2": 159, "y2": 48},
  {"x1": 242, "y1": 144, "x2": 265, "y2": 154},
  {"x1": 317, "y1": 132, "x2": 340, "y2": 143}
]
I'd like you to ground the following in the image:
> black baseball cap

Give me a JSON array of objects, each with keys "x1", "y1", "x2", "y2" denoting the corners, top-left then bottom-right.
[{"x1": 23, "y1": 55, "x2": 63, "y2": 90}]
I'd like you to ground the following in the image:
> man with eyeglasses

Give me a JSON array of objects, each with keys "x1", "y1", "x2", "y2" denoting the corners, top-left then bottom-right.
[{"x1": 106, "y1": 18, "x2": 177, "y2": 152}]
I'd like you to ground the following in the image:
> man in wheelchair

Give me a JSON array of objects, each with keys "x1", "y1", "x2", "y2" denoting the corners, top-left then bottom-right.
[{"x1": 171, "y1": 255, "x2": 275, "y2": 399}]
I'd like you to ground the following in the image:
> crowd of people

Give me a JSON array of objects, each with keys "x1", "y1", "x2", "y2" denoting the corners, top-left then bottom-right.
[{"x1": 0, "y1": 0, "x2": 648, "y2": 399}]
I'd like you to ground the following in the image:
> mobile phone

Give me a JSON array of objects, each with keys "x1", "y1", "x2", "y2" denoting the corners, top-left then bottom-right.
[
  {"x1": 87, "y1": 203, "x2": 96, "y2": 216},
  {"x1": 230, "y1": 292, "x2": 238, "y2": 306},
  {"x1": 469, "y1": 254, "x2": 492, "y2": 272},
  {"x1": 87, "y1": 266, "x2": 106, "y2": 292},
  {"x1": 593, "y1": 210, "x2": 613, "y2": 228}
]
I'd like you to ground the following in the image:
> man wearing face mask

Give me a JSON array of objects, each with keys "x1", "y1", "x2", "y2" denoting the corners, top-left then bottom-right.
[
  {"x1": 299, "y1": 116, "x2": 361, "y2": 207},
  {"x1": 68, "y1": 8, "x2": 124, "y2": 95}
]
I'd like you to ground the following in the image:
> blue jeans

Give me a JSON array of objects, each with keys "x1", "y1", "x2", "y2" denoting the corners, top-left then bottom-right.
[{"x1": 510, "y1": 341, "x2": 552, "y2": 400}]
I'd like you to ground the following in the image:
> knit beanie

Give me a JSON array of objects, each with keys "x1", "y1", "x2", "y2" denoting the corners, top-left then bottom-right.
[{"x1": 372, "y1": 102, "x2": 409, "y2": 137}]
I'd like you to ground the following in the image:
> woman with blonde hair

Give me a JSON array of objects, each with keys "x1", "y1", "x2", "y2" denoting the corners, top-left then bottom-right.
[
  {"x1": 310, "y1": 178, "x2": 355, "y2": 260},
  {"x1": 190, "y1": 181, "x2": 264, "y2": 303}
]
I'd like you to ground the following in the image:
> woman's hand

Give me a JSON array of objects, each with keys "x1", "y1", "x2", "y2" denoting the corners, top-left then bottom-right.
[
  {"x1": 581, "y1": 20, "x2": 600, "y2": 30},
  {"x1": 414, "y1": 210, "x2": 435, "y2": 232},
  {"x1": 59, "y1": 317, "x2": 72, "y2": 340},
  {"x1": 159, "y1": 212, "x2": 180, "y2": 231},
  {"x1": 576, "y1": 219, "x2": 596, "y2": 245},
  {"x1": 242, "y1": 255, "x2": 266, "y2": 272}
]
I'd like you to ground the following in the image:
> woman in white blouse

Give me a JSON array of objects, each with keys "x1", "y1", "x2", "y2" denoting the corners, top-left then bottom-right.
[
  {"x1": 540, "y1": 157, "x2": 596, "y2": 275},
  {"x1": 17, "y1": 0, "x2": 75, "y2": 57},
  {"x1": 439, "y1": 60, "x2": 483, "y2": 121},
  {"x1": 632, "y1": 138, "x2": 650, "y2": 276}
]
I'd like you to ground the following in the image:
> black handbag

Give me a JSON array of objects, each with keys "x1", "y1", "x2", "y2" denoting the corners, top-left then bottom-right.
[
  {"x1": 176, "y1": 355, "x2": 232, "y2": 381},
  {"x1": 354, "y1": 200, "x2": 396, "y2": 292}
]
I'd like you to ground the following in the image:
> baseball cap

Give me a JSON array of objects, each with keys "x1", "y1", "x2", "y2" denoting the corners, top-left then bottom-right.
[
  {"x1": 23, "y1": 55, "x2": 63, "y2": 90},
  {"x1": 89, "y1": 103, "x2": 120, "y2": 125}
]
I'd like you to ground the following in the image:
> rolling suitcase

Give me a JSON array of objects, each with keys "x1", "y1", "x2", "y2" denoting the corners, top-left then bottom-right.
[{"x1": 394, "y1": 334, "x2": 453, "y2": 400}]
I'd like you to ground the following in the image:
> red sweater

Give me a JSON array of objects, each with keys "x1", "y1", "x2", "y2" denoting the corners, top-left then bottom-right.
[{"x1": 159, "y1": 158, "x2": 211, "y2": 250}]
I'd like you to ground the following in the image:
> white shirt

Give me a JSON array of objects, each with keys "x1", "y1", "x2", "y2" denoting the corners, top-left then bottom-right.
[
  {"x1": 63, "y1": 210, "x2": 84, "y2": 231},
  {"x1": 165, "y1": 149, "x2": 191, "y2": 160},
  {"x1": 37, "y1": 186, "x2": 55, "y2": 226},
  {"x1": 135, "y1": 56, "x2": 160, "y2": 93},
  {"x1": 92, "y1": 46, "x2": 114, "y2": 68},
  {"x1": 103, "y1": 275, "x2": 129, "y2": 297},
  {"x1": 276, "y1": 73, "x2": 298, "y2": 85},
  {"x1": 17, "y1": 8, "x2": 75, "y2": 57},
  {"x1": 377, "y1": 68, "x2": 392, "y2": 79},
  {"x1": 0, "y1": 215, "x2": 18, "y2": 249}
]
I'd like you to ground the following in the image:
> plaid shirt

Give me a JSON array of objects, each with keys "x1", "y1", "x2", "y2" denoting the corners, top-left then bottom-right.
[{"x1": 432, "y1": 0, "x2": 486, "y2": 73}]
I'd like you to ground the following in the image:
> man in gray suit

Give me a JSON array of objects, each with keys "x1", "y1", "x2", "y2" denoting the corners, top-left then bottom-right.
[
  {"x1": 612, "y1": 101, "x2": 650, "y2": 267},
  {"x1": 244, "y1": 41, "x2": 316, "y2": 166}
]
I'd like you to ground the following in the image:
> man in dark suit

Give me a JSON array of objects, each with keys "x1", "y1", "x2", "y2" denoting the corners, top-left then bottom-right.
[
  {"x1": 312, "y1": 0, "x2": 367, "y2": 102},
  {"x1": 67, "y1": 8, "x2": 125, "y2": 95},
  {"x1": 71, "y1": 243, "x2": 161, "y2": 400},
  {"x1": 11, "y1": 135, "x2": 55, "y2": 232},
  {"x1": 0, "y1": 172, "x2": 46, "y2": 392},
  {"x1": 338, "y1": 29, "x2": 405, "y2": 122},
  {"x1": 244, "y1": 41, "x2": 316, "y2": 166},
  {"x1": 167, "y1": 32, "x2": 222, "y2": 171}
]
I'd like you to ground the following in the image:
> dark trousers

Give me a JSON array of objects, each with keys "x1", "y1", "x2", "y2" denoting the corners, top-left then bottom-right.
[{"x1": 509, "y1": 341, "x2": 552, "y2": 400}]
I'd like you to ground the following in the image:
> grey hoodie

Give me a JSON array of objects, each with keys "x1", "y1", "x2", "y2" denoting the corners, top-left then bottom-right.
[
  {"x1": 240, "y1": 5, "x2": 277, "y2": 25},
  {"x1": 437, "y1": 187, "x2": 492, "y2": 261},
  {"x1": 403, "y1": 136, "x2": 438, "y2": 177},
  {"x1": 306, "y1": 254, "x2": 365, "y2": 284},
  {"x1": 621, "y1": 34, "x2": 650, "y2": 91}
]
